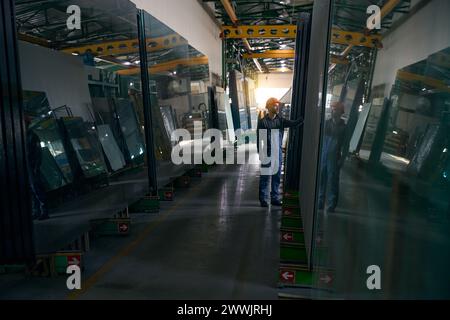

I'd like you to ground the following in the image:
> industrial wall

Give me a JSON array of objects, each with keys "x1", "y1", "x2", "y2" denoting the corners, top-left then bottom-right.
[
  {"x1": 256, "y1": 73, "x2": 294, "y2": 108},
  {"x1": 372, "y1": 0, "x2": 450, "y2": 95},
  {"x1": 18, "y1": 41, "x2": 93, "y2": 121},
  {"x1": 132, "y1": 0, "x2": 222, "y2": 78},
  {"x1": 257, "y1": 73, "x2": 294, "y2": 88}
]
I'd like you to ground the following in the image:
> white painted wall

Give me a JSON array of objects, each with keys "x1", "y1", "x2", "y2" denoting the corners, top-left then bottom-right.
[
  {"x1": 372, "y1": 0, "x2": 450, "y2": 95},
  {"x1": 257, "y1": 72, "x2": 294, "y2": 88},
  {"x1": 132, "y1": 0, "x2": 222, "y2": 77},
  {"x1": 19, "y1": 41, "x2": 93, "y2": 121},
  {"x1": 255, "y1": 73, "x2": 293, "y2": 108}
]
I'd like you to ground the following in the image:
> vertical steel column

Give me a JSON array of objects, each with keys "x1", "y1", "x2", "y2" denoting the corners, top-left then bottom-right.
[
  {"x1": 137, "y1": 10, "x2": 158, "y2": 196},
  {"x1": 222, "y1": 38, "x2": 227, "y2": 89},
  {"x1": 284, "y1": 13, "x2": 312, "y2": 192},
  {"x1": 0, "y1": 0, "x2": 34, "y2": 264}
]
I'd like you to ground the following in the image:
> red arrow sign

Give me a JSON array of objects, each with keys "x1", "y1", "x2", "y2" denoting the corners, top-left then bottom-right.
[
  {"x1": 164, "y1": 191, "x2": 173, "y2": 199},
  {"x1": 118, "y1": 223, "x2": 129, "y2": 233},
  {"x1": 67, "y1": 255, "x2": 81, "y2": 266},
  {"x1": 279, "y1": 269, "x2": 295, "y2": 283},
  {"x1": 281, "y1": 232, "x2": 294, "y2": 242}
]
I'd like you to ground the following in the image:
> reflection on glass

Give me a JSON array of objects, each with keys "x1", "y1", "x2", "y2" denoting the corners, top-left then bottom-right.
[
  {"x1": 314, "y1": 10, "x2": 450, "y2": 298},
  {"x1": 229, "y1": 70, "x2": 250, "y2": 131},
  {"x1": 142, "y1": 10, "x2": 211, "y2": 170},
  {"x1": 62, "y1": 117, "x2": 107, "y2": 178},
  {"x1": 97, "y1": 124, "x2": 126, "y2": 171},
  {"x1": 23, "y1": 90, "x2": 73, "y2": 191},
  {"x1": 31, "y1": 118, "x2": 73, "y2": 190},
  {"x1": 114, "y1": 98, "x2": 146, "y2": 164}
]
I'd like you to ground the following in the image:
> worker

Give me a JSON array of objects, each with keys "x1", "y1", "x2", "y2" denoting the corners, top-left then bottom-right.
[
  {"x1": 257, "y1": 97, "x2": 303, "y2": 208},
  {"x1": 318, "y1": 101, "x2": 346, "y2": 213}
]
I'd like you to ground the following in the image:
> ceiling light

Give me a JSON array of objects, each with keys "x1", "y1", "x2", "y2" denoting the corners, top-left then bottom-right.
[{"x1": 123, "y1": 61, "x2": 132, "y2": 66}]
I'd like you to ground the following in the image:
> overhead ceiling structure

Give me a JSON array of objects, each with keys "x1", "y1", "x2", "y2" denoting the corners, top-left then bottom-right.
[
  {"x1": 205, "y1": 0, "x2": 412, "y2": 75},
  {"x1": 15, "y1": 0, "x2": 210, "y2": 81}
]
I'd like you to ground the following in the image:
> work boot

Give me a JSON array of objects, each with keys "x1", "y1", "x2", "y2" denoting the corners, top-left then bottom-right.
[{"x1": 271, "y1": 200, "x2": 283, "y2": 207}]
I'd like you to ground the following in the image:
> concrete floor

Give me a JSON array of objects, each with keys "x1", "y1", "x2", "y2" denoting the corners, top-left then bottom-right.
[
  {"x1": 0, "y1": 150, "x2": 280, "y2": 300},
  {"x1": 313, "y1": 158, "x2": 450, "y2": 299}
]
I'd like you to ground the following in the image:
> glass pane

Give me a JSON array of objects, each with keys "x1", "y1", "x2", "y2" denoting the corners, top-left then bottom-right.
[
  {"x1": 15, "y1": 0, "x2": 153, "y2": 229},
  {"x1": 142, "y1": 11, "x2": 210, "y2": 182},
  {"x1": 97, "y1": 124, "x2": 126, "y2": 172},
  {"x1": 61, "y1": 117, "x2": 108, "y2": 178},
  {"x1": 312, "y1": 0, "x2": 450, "y2": 299}
]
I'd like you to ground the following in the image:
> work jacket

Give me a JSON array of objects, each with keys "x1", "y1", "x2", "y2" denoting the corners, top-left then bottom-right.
[{"x1": 257, "y1": 114, "x2": 303, "y2": 157}]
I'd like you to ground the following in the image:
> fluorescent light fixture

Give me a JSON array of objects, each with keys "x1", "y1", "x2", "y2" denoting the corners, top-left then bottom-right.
[
  {"x1": 443, "y1": 148, "x2": 448, "y2": 153},
  {"x1": 393, "y1": 131, "x2": 398, "y2": 135},
  {"x1": 280, "y1": 44, "x2": 287, "y2": 49},
  {"x1": 123, "y1": 61, "x2": 132, "y2": 66},
  {"x1": 40, "y1": 142, "x2": 46, "y2": 148}
]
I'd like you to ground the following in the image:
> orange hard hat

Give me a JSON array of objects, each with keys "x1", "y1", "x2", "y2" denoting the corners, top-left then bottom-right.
[{"x1": 266, "y1": 97, "x2": 280, "y2": 109}]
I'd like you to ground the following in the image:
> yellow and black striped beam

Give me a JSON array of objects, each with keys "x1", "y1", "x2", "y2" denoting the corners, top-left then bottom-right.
[
  {"x1": 222, "y1": 25, "x2": 382, "y2": 48},
  {"x1": 62, "y1": 34, "x2": 187, "y2": 57}
]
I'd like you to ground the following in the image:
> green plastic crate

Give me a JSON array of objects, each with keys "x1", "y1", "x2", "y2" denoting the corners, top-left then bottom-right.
[
  {"x1": 280, "y1": 230, "x2": 305, "y2": 244},
  {"x1": 159, "y1": 188, "x2": 174, "y2": 201},
  {"x1": 91, "y1": 218, "x2": 131, "y2": 236},
  {"x1": 280, "y1": 244, "x2": 308, "y2": 264},
  {"x1": 281, "y1": 217, "x2": 303, "y2": 229},
  {"x1": 129, "y1": 196, "x2": 160, "y2": 213}
]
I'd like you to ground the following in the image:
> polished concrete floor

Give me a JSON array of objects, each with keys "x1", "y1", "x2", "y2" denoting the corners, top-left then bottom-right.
[
  {"x1": 2, "y1": 146, "x2": 449, "y2": 300},
  {"x1": 0, "y1": 148, "x2": 280, "y2": 300}
]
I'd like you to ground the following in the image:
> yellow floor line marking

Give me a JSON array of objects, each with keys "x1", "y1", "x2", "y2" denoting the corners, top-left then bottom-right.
[{"x1": 67, "y1": 182, "x2": 204, "y2": 300}]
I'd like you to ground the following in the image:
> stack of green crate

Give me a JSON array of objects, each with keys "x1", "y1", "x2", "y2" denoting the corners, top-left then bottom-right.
[
  {"x1": 279, "y1": 190, "x2": 310, "y2": 288},
  {"x1": 278, "y1": 191, "x2": 333, "y2": 292}
]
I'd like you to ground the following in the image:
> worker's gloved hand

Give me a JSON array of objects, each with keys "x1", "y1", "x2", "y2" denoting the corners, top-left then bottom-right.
[{"x1": 296, "y1": 117, "x2": 304, "y2": 126}]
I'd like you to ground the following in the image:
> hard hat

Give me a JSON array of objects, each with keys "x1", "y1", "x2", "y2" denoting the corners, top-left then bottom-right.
[{"x1": 266, "y1": 97, "x2": 280, "y2": 109}]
